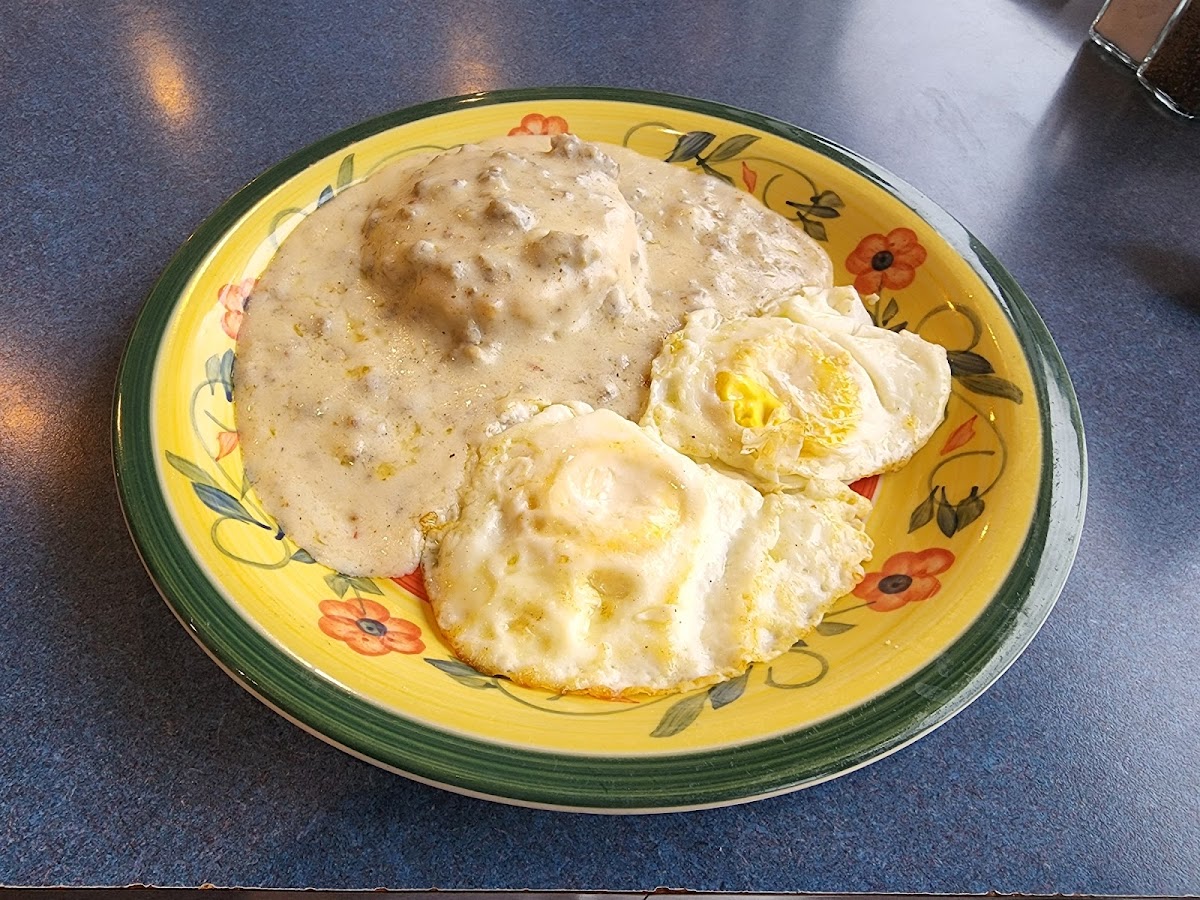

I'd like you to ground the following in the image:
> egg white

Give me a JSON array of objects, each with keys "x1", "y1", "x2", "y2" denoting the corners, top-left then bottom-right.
[
  {"x1": 425, "y1": 403, "x2": 872, "y2": 697},
  {"x1": 640, "y1": 287, "x2": 951, "y2": 489}
]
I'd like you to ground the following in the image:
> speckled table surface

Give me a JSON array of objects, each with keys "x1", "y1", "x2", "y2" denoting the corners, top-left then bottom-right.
[{"x1": 2, "y1": 0, "x2": 1198, "y2": 893}]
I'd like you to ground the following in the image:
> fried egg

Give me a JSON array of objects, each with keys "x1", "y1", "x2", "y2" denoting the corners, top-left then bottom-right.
[
  {"x1": 425, "y1": 403, "x2": 872, "y2": 697},
  {"x1": 640, "y1": 287, "x2": 951, "y2": 489}
]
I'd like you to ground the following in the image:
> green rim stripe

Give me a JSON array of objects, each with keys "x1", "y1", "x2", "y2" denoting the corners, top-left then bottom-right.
[{"x1": 113, "y1": 87, "x2": 1086, "y2": 811}]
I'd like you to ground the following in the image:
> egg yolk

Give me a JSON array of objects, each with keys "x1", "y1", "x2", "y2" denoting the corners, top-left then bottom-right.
[
  {"x1": 715, "y1": 370, "x2": 782, "y2": 428},
  {"x1": 715, "y1": 339, "x2": 862, "y2": 458}
]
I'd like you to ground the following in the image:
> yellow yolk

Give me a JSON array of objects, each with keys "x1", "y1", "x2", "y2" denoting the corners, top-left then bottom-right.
[
  {"x1": 715, "y1": 343, "x2": 860, "y2": 455},
  {"x1": 715, "y1": 370, "x2": 782, "y2": 428}
]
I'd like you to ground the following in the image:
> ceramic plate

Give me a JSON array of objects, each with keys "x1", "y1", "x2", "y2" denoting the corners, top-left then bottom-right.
[{"x1": 113, "y1": 88, "x2": 1085, "y2": 812}]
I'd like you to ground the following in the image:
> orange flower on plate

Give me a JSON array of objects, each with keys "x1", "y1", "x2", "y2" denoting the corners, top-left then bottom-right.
[
  {"x1": 217, "y1": 278, "x2": 256, "y2": 340},
  {"x1": 508, "y1": 113, "x2": 569, "y2": 136},
  {"x1": 853, "y1": 548, "x2": 955, "y2": 612},
  {"x1": 845, "y1": 228, "x2": 927, "y2": 295},
  {"x1": 318, "y1": 598, "x2": 425, "y2": 656}
]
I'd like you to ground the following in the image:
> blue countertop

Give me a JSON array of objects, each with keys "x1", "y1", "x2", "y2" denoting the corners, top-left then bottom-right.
[{"x1": 2, "y1": 0, "x2": 1198, "y2": 893}]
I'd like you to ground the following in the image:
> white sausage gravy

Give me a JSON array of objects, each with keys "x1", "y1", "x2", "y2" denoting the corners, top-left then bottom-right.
[{"x1": 235, "y1": 134, "x2": 833, "y2": 575}]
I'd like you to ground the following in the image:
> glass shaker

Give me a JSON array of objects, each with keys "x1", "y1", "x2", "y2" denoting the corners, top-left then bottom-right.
[
  {"x1": 1138, "y1": 0, "x2": 1200, "y2": 117},
  {"x1": 1090, "y1": 0, "x2": 1187, "y2": 67}
]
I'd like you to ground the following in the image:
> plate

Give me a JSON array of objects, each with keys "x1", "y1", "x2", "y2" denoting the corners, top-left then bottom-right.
[{"x1": 113, "y1": 88, "x2": 1086, "y2": 812}]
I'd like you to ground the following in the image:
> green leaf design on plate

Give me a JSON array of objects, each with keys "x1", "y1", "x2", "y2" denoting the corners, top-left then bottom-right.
[
  {"x1": 290, "y1": 548, "x2": 316, "y2": 564},
  {"x1": 814, "y1": 189, "x2": 844, "y2": 208},
  {"x1": 881, "y1": 297, "x2": 899, "y2": 325},
  {"x1": 955, "y1": 486, "x2": 985, "y2": 530},
  {"x1": 347, "y1": 575, "x2": 383, "y2": 596},
  {"x1": 427, "y1": 658, "x2": 483, "y2": 677},
  {"x1": 805, "y1": 204, "x2": 841, "y2": 219},
  {"x1": 651, "y1": 691, "x2": 708, "y2": 737},
  {"x1": 815, "y1": 620, "x2": 855, "y2": 637},
  {"x1": 665, "y1": 130, "x2": 716, "y2": 162},
  {"x1": 218, "y1": 349, "x2": 235, "y2": 401},
  {"x1": 706, "y1": 133, "x2": 759, "y2": 162},
  {"x1": 803, "y1": 219, "x2": 828, "y2": 242},
  {"x1": 165, "y1": 451, "x2": 219, "y2": 490},
  {"x1": 336, "y1": 153, "x2": 354, "y2": 189},
  {"x1": 193, "y1": 483, "x2": 267, "y2": 528},
  {"x1": 909, "y1": 487, "x2": 938, "y2": 532},
  {"x1": 268, "y1": 206, "x2": 305, "y2": 240},
  {"x1": 324, "y1": 572, "x2": 351, "y2": 598},
  {"x1": 425, "y1": 658, "x2": 498, "y2": 690},
  {"x1": 947, "y1": 349, "x2": 994, "y2": 376},
  {"x1": 936, "y1": 487, "x2": 958, "y2": 537},
  {"x1": 204, "y1": 354, "x2": 222, "y2": 394},
  {"x1": 957, "y1": 373, "x2": 1024, "y2": 403},
  {"x1": 708, "y1": 670, "x2": 749, "y2": 710},
  {"x1": 317, "y1": 185, "x2": 334, "y2": 207}
]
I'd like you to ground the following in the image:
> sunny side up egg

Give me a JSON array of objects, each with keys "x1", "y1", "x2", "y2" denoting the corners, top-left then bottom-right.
[
  {"x1": 640, "y1": 286, "x2": 952, "y2": 490},
  {"x1": 425, "y1": 403, "x2": 873, "y2": 698}
]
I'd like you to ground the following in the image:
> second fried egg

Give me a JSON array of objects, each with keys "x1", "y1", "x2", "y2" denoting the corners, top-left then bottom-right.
[
  {"x1": 425, "y1": 403, "x2": 873, "y2": 697},
  {"x1": 640, "y1": 287, "x2": 951, "y2": 489}
]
